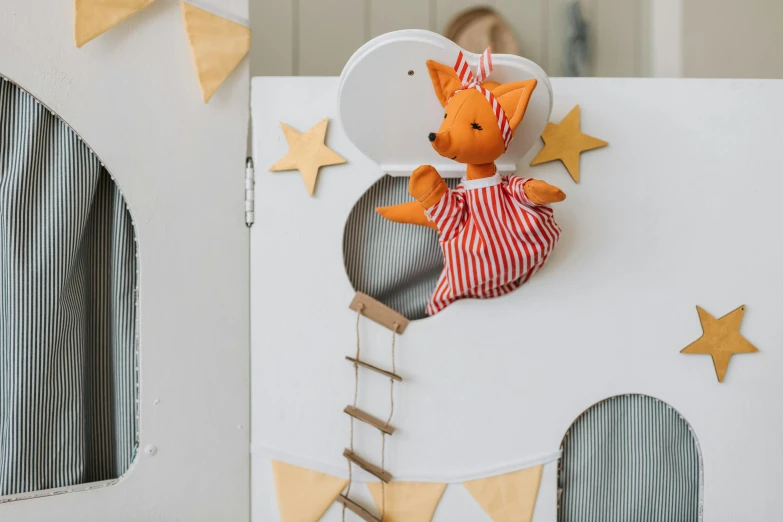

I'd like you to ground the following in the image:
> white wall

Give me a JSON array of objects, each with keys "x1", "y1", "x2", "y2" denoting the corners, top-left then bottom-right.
[
  {"x1": 649, "y1": 0, "x2": 683, "y2": 77},
  {"x1": 647, "y1": 0, "x2": 783, "y2": 79},
  {"x1": 683, "y1": 0, "x2": 783, "y2": 79},
  {"x1": 0, "y1": 1, "x2": 250, "y2": 520},
  {"x1": 249, "y1": 0, "x2": 651, "y2": 77},
  {"x1": 249, "y1": 0, "x2": 783, "y2": 80}
]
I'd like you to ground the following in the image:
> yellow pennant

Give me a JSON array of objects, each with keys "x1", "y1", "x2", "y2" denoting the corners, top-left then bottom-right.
[
  {"x1": 181, "y1": 1, "x2": 251, "y2": 103},
  {"x1": 74, "y1": 0, "x2": 155, "y2": 48},
  {"x1": 463, "y1": 465, "x2": 544, "y2": 522},
  {"x1": 367, "y1": 482, "x2": 447, "y2": 522},
  {"x1": 270, "y1": 460, "x2": 347, "y2": 522}
]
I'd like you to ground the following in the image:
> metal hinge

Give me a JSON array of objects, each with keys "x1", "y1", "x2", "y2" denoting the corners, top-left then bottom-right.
[{"x1": 245, "y1": 157, "x2": 255, "y2": 227}]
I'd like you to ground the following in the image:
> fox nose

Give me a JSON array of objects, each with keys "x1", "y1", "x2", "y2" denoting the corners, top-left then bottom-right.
[{"x1": 428, "y1": 132, "x2": 436, "y2": 142}]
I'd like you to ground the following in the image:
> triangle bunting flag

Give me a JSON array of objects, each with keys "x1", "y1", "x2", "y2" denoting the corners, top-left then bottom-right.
[
  {"x1": 181, "y1": 1, "x2": 251, "y2": 103},
  {"x1": 367, "y1": 482, "x2": 447, "y2": 522},
  {"x1": 270, "y1": 460, "x2": 348, "y2": 522},
  {"x1": 74, "y1": 0, "x2": 155, "y2": 48},
  {"x1": 463, "y1": 465, "x2": 544, "y2": 522}
]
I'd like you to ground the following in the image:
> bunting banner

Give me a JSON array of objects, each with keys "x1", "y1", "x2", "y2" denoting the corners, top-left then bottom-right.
[
  {"x1": 74, "y1": 0, "x2": 155, "y2": 48},
  {"x1": 268, "y1": 458, "x2": 547, "y2": 522},
  {"x1": 73, "y1": 0, "x2": 250, "y2": 103},
  {"x1": 270, "y1": 460, "x2": 348, "y2": 522}
]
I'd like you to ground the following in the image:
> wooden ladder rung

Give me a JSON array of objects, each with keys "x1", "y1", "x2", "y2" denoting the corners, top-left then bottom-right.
[
  {"x1": 337, "y1": 495, "x2": 381, "y2": 522},
  {"x1": 343, "y1": 449, "x2": 392, "y2": 483},
  {"x1": 345, "y1": 356, "x2": 402, "y2": 382},
  {"x1": 344, "y1": 406, "x2": 395, "y2": 435},
  {"x1": 349, "y1": 292, "x2": 409, "y2": 334}
]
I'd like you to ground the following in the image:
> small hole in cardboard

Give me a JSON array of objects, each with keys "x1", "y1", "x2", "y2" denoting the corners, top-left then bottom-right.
[
  {"x1": 408, "y1": 70, "x2": 415, "y2": 76},
  {"x1": 343, "y1": 175, "x2": 459, "y2": 320}
]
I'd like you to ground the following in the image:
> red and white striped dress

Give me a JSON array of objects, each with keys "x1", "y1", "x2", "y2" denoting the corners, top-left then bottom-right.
[{"x1": 424, "y1": 174, "x2": 561, "y2": 315}]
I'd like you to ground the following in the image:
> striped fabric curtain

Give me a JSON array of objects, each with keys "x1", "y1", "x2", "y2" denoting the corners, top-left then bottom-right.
[
  {"x1": 559, "y1": 394, "x2": 702, "y2": 522},
  {"x1": 343, "y1": 175, "x2": 460, "y2": 320},
  {"x1": 0, "y1": 78, "x2": 138, "y2": 496}
]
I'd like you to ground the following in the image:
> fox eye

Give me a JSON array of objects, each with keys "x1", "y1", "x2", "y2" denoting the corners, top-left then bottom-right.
[
  {"x1": 471, "y1": 123, "x2": 483, "y2": 130},
  {"x1": 444, "y1": 113, "x2": 447, "y2": 119}
]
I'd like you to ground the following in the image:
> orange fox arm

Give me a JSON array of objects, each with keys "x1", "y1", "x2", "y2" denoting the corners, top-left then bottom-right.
[
  {"x1": 523, "y1": 179, "x2": 566, "y2": 205},
  {"x1": 376, "y1": 202, "x2": 437, "y2": 230},
  {"x1": 376, "y1": 166, "x2": 451, "y2": 230}
]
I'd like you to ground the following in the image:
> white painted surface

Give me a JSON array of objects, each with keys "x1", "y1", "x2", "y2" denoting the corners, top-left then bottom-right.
[
  {"x1": 0, "y1": 0, "x2": 250, "y2": 520},
  {"x1": 496, "y1": 0, "x2": 546, "y2": 66},
  {"x1": 252, "y1": 76, "x2": 783, "y2": 521},
  {"x1": 368, "y1": 0, "x2": 430, "y2": 38},
  {"x1": 338, "y1": 31, "x2": 552, "y2": 177},
  {"x1": 650, "y1": 0, "x2": 683, "y2": 77},
  {"x1": 683, "y1": 0, "x2": 783, "y2": 79},
  {"x1": 590, "y1": 0, "x2": 640, "y2": 76},
  {"x1": 248, "y1": 0, "x2": 649, "y2": 78},
  {"x1": 298, "y1": 0, "x2": 367, "y2": 77}
]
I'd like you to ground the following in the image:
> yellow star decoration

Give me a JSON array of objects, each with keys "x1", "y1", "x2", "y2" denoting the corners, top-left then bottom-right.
[
  {"x1": 530, "y1": 105, "x2": 608, "y2": 183},
  {"x1": 269, "y1": 118, "x2": 346, "y2": 196},
  {"x1": 681, "y1": 305, "x2": 759, "y2": 383}
]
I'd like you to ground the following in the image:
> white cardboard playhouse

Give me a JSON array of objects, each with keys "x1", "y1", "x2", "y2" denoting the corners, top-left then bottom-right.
[
  {"x1": 250, "y1": 31, "x2": 783, "y2": 522},
  {"x1": 2, "y1": 3, "x2": 783, "y2": 521}
]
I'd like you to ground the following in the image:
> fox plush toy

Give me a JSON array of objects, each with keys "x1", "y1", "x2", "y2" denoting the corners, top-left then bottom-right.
[{"x1": 377, "y1": 48, "x2": 565, "y2": 315}]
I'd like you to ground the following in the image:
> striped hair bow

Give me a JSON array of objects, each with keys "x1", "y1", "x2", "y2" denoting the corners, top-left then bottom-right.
[{"x1": 453, "y1": 47, "x2": 513, "y2": 149}]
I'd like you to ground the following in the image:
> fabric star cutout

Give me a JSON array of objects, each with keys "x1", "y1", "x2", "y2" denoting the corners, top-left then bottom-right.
[
  {"x1": 269, "y1": 118, "x2": 346, "y2": 196},
  {"x1": 530, "y1": 105, "x2": 608, "y2": 183},
  {"x1": 681, "y1": 305, "x2": 759, "y2": 383}
]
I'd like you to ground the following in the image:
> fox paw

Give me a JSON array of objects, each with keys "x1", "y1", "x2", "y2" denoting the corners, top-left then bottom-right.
[
  {"x1": 523, "y1": 180, "x2": 566, "y2": 205},
  {"x1": 409, "y1": 165, "x2": 448, "y2": 208}
]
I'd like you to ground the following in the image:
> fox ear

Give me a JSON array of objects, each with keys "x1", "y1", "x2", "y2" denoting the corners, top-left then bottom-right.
[
  {"x1": 494, "y1": 79, "x2": 537, "y2": 133},
  {"x1": 426, "y1": 60, "x2": 463, "y2": 107}
]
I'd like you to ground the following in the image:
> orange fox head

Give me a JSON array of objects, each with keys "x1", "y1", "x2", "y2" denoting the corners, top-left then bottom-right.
[{"x1": 425, "y1": 59, "x2": 537, "y2": 168}]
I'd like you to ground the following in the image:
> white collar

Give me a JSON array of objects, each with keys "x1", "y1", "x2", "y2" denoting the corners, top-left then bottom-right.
[{"x1": 461, "y1": 173, "x2": 502, "y2": 190}]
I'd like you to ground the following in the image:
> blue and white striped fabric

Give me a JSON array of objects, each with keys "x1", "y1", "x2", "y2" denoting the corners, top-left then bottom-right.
[
  {"x1": 559, "y1": 394, "x2": 702, "y2": 522},
  {"x1": 343, "y1": 175, "x2": 460, "y2": 320},
  {"x1": 0, "y1": 77, "x2": 138, "y2": 496}
]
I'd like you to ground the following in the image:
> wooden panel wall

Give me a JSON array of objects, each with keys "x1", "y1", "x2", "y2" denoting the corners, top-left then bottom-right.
[
  {"x1": 682, "y1": 0, "x2": 783, "y2": 79},
  {"x1": 249, "y1": 0, "x2": 650, "y2": 78}
]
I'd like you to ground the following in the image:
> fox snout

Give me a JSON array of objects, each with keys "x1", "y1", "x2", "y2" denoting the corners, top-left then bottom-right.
[{"x1": 428, "y1": 131, "x2": 453, "y2": 158}]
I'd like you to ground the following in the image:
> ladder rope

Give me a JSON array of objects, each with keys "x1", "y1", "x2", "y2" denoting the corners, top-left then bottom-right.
[
  {"x1": 343, "y1": 304, "x2": 364, "y2": 521},
  {"x1": 380, "y1": 323, "x2": 398, "y2": 521}
]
